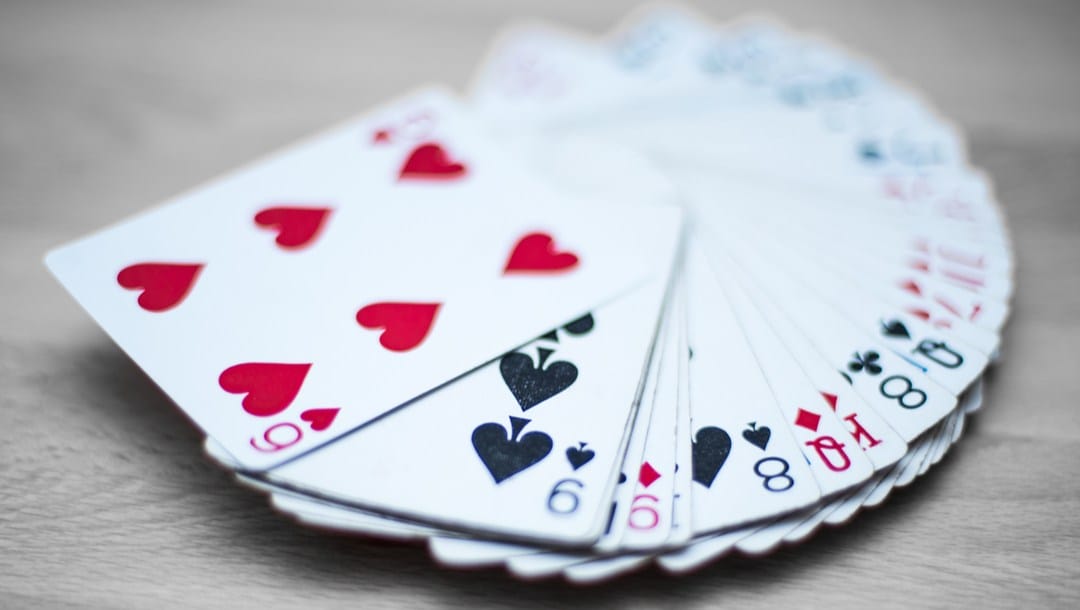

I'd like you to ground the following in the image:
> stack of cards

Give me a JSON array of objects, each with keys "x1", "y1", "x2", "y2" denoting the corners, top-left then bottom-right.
[{"x1": 45, "y1": 6, "x2": 1011, "y2": 583}]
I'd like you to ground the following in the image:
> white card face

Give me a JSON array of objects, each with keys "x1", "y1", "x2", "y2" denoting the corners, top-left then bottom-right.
[
  {"x1": 45, "y1": 89, "x2": 682, "y2": 470},
  {"x1": 683, "y1": 246, "x2": 821, "y2": 533},
  {"x1": 501, "y1": 304, "x2": 674, "y2": 575},
  {"x1": 607, "y1": 302, "x2": 681, "y2": 551},
  {"x1": 437, "y1": 304, "x2": 672, "y2": 574},
  {"x1": 475, "y1": 14, "x2": 1012, "y2": 289},
  {"x1": 475, "y1": 13, "x2": 1011, "y2": 277},
  {"x1": 666, "y1": 280, "x2": 695, "y2": 548},
  {"x1": 594, "y1": 104, "x2": 967, "y2": 195},
  {"x1": 587, "y1": 19, "x2": 980, "y2": 196},
  {"x1": 697, "y1": 171, "x2": 1011, "y2": 264},
  {"x1": 721, "y1": 262, "x2": 909, "y2": 472},
  {"x1": 429, "y1": 296, "x2": 688, "y2": 574},
  {"x1": 676, "y1": 175, "x2": 988, "y2": 407},
  {"x1": 471, "y1": 24, "x2": 648, "y2": 128},
  {"x1": 693, "y1": 227, "x2": 958, "y2": 442},
  {"x1": 479, "y1": 7, "x2": 1009, "y2": 230},
  {"x1": 472, "y1": 21, "x2": 1013, "y2": 315},
  {"x1": 484, "y1": 22, "x2": 959, "y2": 178},
  {"x1": 491, "y1": 131, "x2": 682, "y2": 211},
  {"x1": 689, "y1": 175, "x2": 1012, "y2": 336},
  {"x1": 262, "y1": 276, "x2": 670, "y2": 546},
  {"x1": 709, "y1": 253, "x2": 877, "y2": 496},
  {"x1": 606, "y1": 7, "x2": 899, "y2": 115},
  {"x1": 721, "y1": 223, "x2": 990, "y2": 396}
]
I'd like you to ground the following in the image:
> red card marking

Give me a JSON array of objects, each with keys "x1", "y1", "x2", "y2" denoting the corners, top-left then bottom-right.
[
  {"x1": 372, "y1": 129, "x2": 392, "y2": 144},
  {"x1": 398, "y1": 142, "x2": 466, "y2": 180},
  {"x1": 908, "y1": 259, "x2": 931, "y2": 272},
  {"x1": 356, "y1": 302, "x2": 441, "y2": 352},
  {"x1": 794, "y1": 408, "x2": 821, "y2": 432},
  {"x1": 254, "y1": 206, "x2": 331, "y2": 250},
  {"x1": 820, "y1": 392, "x2": 838, "y2": 411},
  {"x1": 503, "y1": 232, "x2": 579, "y2": 274},
  {"x1": 907, "y1": 307, "x2": 932, "y2": 321},
  {"x1": 899, "y1": 279, "x2": 922, "y2": 296},
  {"x1": 300, "y1": 408, "x2": 340, "y2": 432},
  {"x1": 219, "y1": 362, "x2": 311, "y2": 417},
  {"x1": 639, "y1": 462, "x2": 661, "y2": 488},
  {"x1": 117, "y1": 262, "x2": 204, "y2": 312}
]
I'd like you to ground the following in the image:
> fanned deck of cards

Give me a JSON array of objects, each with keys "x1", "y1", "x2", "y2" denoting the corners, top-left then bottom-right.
[{"x1": 45, "y1": 6, "x2": 1012, "y2": 583}]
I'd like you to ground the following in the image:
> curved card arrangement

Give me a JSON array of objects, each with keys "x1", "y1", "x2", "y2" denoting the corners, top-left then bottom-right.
[{"x1": 47, "y1": 4, "x2": 1011, "y2": 585}]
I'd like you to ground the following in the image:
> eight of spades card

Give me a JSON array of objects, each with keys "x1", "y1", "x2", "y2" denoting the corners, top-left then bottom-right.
[{"x1": 682, "y1": 245, "x2": 822, "y2": 534}]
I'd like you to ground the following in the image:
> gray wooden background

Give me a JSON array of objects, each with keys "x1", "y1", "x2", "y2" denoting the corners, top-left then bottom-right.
[{"x1": 2, "y1": 0, "x2": 1078, "y2": 608}]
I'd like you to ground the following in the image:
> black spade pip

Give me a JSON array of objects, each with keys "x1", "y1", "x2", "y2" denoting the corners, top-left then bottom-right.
[
  {"x1": 472, "y1": 416, "x2": 553, "y2": 484},
  {"x1": 692, "y1": 426, "x2": 732, "y2": 488},
  {"x1": 500, "y1": 347, "x2": 578, "y2": 411}
]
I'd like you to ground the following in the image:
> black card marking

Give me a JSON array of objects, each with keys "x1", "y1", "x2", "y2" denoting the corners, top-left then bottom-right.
[
  {"x1": 472, "y1": 417, "x2": 553, "y2": 484},
  {"x1": 742, "y1": 422, "x2": 771, "y2": 451},
  {"x1": 692, "y1": 426, "x2": 732, "y2": 488},
  {"x1": 500, "y1": 348, "x2": 578, "y2": 411},
  {"x1": 848, "y1": 351, "x2": 882, "y2": 375},
  {"x1": 881, "y1": 319, "x2": 911, "y2": 339},
  {"x1": 566, "y1": 442, "x2": 595, "y2": 470},
  {"x1": 562, "y1": 313, "x2": 595, "y2": 336}
]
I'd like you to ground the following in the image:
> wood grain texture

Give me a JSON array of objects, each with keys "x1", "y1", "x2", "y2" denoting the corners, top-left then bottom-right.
[{"x1": 1, "y1": 0, "x2": 1078, "y2": 607}]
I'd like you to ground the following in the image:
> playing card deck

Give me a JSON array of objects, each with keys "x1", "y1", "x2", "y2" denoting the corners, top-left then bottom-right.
[{"x1": 45, "y1": 5, "x2": 1012, "y2": 582}]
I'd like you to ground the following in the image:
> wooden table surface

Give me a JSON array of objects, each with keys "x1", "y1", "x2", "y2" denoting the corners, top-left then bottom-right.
[{"x1": 2, "y1": 1, "x2": 1078, "y2": 608}]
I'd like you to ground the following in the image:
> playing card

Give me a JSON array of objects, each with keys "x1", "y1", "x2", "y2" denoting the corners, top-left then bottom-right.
[
  {"x1": 474, "y1": 11, "x2": 957, "y2": 185},
  {"x1": 541, "y1": 285, "x2": 695, "y2": 582},
  {"x1": 49, "y1": 5, "x2": 1013, "y2": 584},
  {"x1": 596, "y1": 16, "x2": 985, "y2": 196},
  {"x1": 707, "y1": 248, "x2": 878, "y2": 496},
  {"x1": 720, "y1": 254, "x2": 909, "y2": 472},
  {"x1": 45, "y1": 88, "x2": 683, "y2": 471},
  {"x1": 721, "y1": 221, "x2": 991, "y2": 395},
  {"x1": 682, "y1": 245, "x2": 822, "y2": 533},
  {"x1": 498, "y1": 298, "x2": 682, "y2": 578},
  {"x1": 427, "y1": 302, "x2": 671, "y2": 567},
  {"x1": 221, "y1": 131, "x2": 698, "y2": 554},
  {"x1": 257, "y1": 273, "x2": 673, "y2": 546},
  {"x1": 425, "y1": 282, "x2": 693, "y2": 582},
  {"x1": 702, "y1": 233, "x2": 960, "y2": 442},
  {"x1": 666, "y1": 283, "x2": 695, "y2": 548},
  {"x1": 697, "y1": 177, "x2": 1013, "y2": 332},
  {"x1": 474, "y1": 10, "x2": 1012, "y2": 277},
  {"x1": 612, "y1": 301, "x2": 682, "y2": 551}
]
